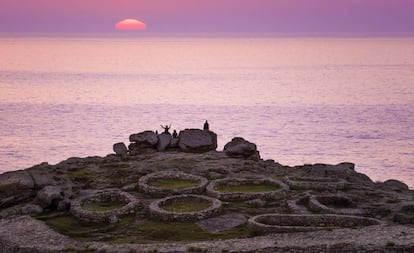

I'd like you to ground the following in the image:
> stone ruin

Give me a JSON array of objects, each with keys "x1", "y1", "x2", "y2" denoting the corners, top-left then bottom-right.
[
  {"x1": 70, "y1": 190, "x2": 141, "y2": 224},
  {"x1": 149, "y1": 194, "x2": 222, "y2": 222},
  {"x1": 248, "y1": 213, "x2": 381, "y2": 234},
  {"x1": 0, "y1": 127, "x2": 413, "y2": 252},
  {"x1": 138, "y1": 171, "x2": 209, "y2": 197}
]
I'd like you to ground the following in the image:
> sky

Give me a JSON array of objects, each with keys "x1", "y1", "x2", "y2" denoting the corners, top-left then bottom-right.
[{"x1": 0, "y1": 0, "x2": 413, "y2": 33}]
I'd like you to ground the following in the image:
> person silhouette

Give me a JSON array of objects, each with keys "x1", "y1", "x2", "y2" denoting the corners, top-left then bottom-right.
[
  {"x1": 203, "y1": 120, "x2": 209, "y2": 131},
  {"x1": 161, "y1": 124, "x2": 171, "y2": 134},
  {"x1": 172, "y1": 130, "x2": 178, "y2": 138}
]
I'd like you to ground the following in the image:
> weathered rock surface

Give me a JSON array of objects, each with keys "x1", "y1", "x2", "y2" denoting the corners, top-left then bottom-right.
[
  {"x1": 129, "y1": 131, "x2": 158, "y2": 146},
  {"x1": 128, "y1": 131, "x2": 160, "y2": 154},
  {"x1": 382, "y1": 179, "x2": 409, "y2": 191},
  {"x1": 1, "y1": 216, "x2": 414, "y2": 253},
  {"x1": 0, "y1": 132, "x2": 413, "y2": 252},
  {"x1": 169, "y1": 137, "x2": 179, "y2": 148},
  {"x1": 0, "y1": 203, "x2": 43, "y2": 218},
  {"x1": 197, "y1": 212, "x2": 247, "y2": 232},
  {"x1": 178, "y1": 129, "x2": 217, "y2": 152},
  {"x1": 224, "y1": 137, "x2": 259, "y2": 159},
  {"x1": 34, "y1": 185, "x2": 72, "y2": 209},
  {"x1": 300, "y1": 162, "x2": 373, "y2": 184},
  {"x1": 20, "y1": 204, "x2": 43, "y2": 215},
  {"x1": 0, "y1": 216, "x2": 87, "y2": 253},
  {"x1": 0, "y1": 170, "x2": 35, "y2": 208},
  {"x1": 157, "y1": 133, "x2": 172, "y2": 151},
  {"x1": 113, "y1": 142, "x2": 128, "y2": 155}
]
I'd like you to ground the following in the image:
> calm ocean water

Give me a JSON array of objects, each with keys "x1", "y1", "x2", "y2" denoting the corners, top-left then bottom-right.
[{"x1": 0, "y1": 35, "x2": 413, "y2": 188}]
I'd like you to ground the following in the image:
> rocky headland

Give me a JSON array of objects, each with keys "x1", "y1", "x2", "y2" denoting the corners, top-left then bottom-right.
[{"x1": 0, "y1": 127, "x2": 413, "y2": 253}]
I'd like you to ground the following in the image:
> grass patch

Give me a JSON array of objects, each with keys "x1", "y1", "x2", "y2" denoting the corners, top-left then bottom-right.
[
  {"x1": 148, "y1": 178, "x2": 199, "y2": 190},
  {"x1": 43, "y1": 215, "x2": 108, "y2": 237},
  {"x1": 42, "y1": 213, "x2": 135, "y2": 241},
  {"x1": 82, "y1": 201, "x2": 126, "y2": 212},
  {"x1": 161, "y1": 199, "x2": 211, "y2": 212},
  {"x1": 68, "y1": 169, "x2": 95, "y2": 184},
  {"x1": 42, "y1": 213, "x2": 252, "y2": 244},
  {"x1": 215, "y1": 183, "x2": 280, "y2": 193},
  {"x1": 130, "y1": 219, "x2": 252, "y2": 243}
]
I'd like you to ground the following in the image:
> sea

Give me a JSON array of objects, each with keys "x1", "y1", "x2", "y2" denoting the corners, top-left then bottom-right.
[{"x1": 0, "y1": 34, "x2": 413, "y2": 188}]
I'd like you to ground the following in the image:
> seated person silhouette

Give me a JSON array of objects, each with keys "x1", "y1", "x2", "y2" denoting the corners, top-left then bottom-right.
[
  {"x1": 172, "y1": 130, "x2": 178, "y2": 138},
  {"x1": 203, "y1": 120, "x2": 209, "y2": 131}
]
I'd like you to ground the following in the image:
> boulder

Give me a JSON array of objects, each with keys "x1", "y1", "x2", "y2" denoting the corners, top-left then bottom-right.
[
  {"x1": 128, "y1": 142, "x2": 157, "y2": 154},
  {"x1": 113, "y1": 142, "x2": 128, "y2": 155},
  {"x1": 157, "y1": 133, "x2": 172, "y2": 151},
  {"x1": 28, "y1": 168, "x2": 58, "y2": 189},
  {"x1": 129, "y1": 131, "x2": 158, "y2": 146},
  {"x1": 169, "y1": 138, "x2": 179, "y2": 148},
  {"x1": 21, "y1": 204, "x2": 43, "y2": 215},
  {"x1": 224, "y1": 137, "x2": 259, "y2": 159},
  {"x1": 382, "y1": 179, "x2": 409, "y2": 192},
  {"x1": 178, "y1": 129, "x2": 217, "y2": 152},
  {"x1": 35, "y1": 185, "x2": 72, "y2": 209},
  {"x1": 0, "y1": 171, "x2": 35, "y2": 208}
]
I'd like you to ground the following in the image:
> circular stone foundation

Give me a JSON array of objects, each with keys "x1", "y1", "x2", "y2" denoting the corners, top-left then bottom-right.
[
  {"x1": 207, "y1": 178, "x2": 289, "y2": 201},
  {"x1": 138, "y1": 171, "x2": 208, "y2": 197},
  {"x1": 149, "y1": 194, "x2": 222, "y2": 222},
  {"x1": 394, "y1": 204, "x2": 414, "y2": 224},
  {"x1": 70, "y1": 190, "x2": 141, "y2": 224},
  {"x1": 308, "y1": 195, "x2": 364, "y2": 215},
  {"x1": 248, "y1": 214, "x2": 381, "y2": 234},
  {"x1": 283, "y1": 176, "x2": 346, "y2": 190}
]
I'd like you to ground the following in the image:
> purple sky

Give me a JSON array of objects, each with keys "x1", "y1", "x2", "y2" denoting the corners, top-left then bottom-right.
[{"x1": 0, "y1": 0, "x2": 413, "y2": 33}]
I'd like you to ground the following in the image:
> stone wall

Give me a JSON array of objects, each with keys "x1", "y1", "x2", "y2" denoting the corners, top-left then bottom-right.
[
  {"x1": 149, "y1": 194, "x2": 222, "y2": 222},
  {"x1": 248, "y1": 214, "x2": 381, "y2": 234},
  {"x1": 207, "y1": 178, "x2": 289, "y2": 201},
  {"x1": 138, "y1": 171, "x2": 208, "y2": 197},
  {"x1": 308, "y1": 194, "x2": 365, "y2": 215},
  {"x1": 70, "y1": 190, "x2": 141, "y2": 224}
]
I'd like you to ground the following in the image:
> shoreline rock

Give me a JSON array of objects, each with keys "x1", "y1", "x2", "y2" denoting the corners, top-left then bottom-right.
[{"x1": 0, "y1": 129, "x2": 413, "y2": 252}]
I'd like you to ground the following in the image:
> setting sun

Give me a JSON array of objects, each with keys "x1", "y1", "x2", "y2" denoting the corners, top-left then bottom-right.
[{"x1": 115, "y1": 19, "x2": 146, "y2": 31}]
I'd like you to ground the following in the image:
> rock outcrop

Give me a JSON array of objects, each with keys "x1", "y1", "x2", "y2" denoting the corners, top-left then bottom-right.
[
  {"x1": 113, "y1": 142, "x2": 128, "y2": 155},
  {"x1": 224, "y1": 137, "x2": 259, "y2": 160},
  {"x1": 34, "y1": 185, "x2": 72, "y2": 210},
  {"x1": 382, "y1": 179, "x2": 409, "y2": 192},
  {"x1": 0, "y1": 171, "x2": 35, "y2": 208},
  {"x1": 129, "y1": 130, "x2": 159, "y2": 153},
  {"x1": 157, "y1": 133, "x2": 172, "y2": 151},
  {"x1": 0, "y1": 128, "x2": 413, "y2": 252},
  {"x1": 170, "y1": 137, "x2": 179, "y2": 148},
  {"x1": 129, "y1": 131, "x2": 158, "y2": 145},
  {"x1": 300, "y1": 162, "x2": 373, "y2": 184},
  {"x1": 178, "y1": 129, "x2": 217, "y2": 152}
]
